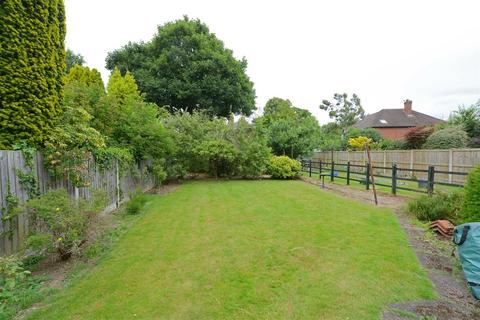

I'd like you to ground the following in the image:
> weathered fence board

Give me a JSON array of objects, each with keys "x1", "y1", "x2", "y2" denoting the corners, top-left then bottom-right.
[
  {"x1": 0, "y1": 151, "x2": 155, "y2": 256},
  {"x1": 313, "y1": 148, "x2": 480, "y2": 184}
]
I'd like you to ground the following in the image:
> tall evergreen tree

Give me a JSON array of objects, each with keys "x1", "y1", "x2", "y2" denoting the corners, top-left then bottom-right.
[
  {"x1": 106, "y1": 16, "x2": 256, "y2": 117},
  {"x1": 0, "y1": 0, "x2": 66, "y2": 149}
]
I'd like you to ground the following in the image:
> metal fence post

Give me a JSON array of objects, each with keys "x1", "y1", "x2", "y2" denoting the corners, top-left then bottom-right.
[
  {"x1": 309, "y1": 159, "x2": 312, "y2": 177},
  {"x1": 331, "y1": 161, "x2": 335, "y2": 182},
  {"x1": 319, "y1": 160, "x2": 322, "y2": 177},
  {"x1": 392, "y1": 164, "x2": 397, "y2": 195},
  {"x1": 428, "y1": 166, "x2": 435, "y2": 196},
  {"x1": 365, "y1": 163, "x2": 370, "y2": 190},
  {"x1": 347, "y1": 161, "x2": 351, "y2": 185}
]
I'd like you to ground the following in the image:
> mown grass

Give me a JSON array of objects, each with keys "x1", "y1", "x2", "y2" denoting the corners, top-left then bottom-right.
[{"x1": 28, "y1": 180, "x2": 435, "y2": 319}]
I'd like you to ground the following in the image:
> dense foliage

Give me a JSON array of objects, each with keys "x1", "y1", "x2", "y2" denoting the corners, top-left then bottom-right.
[
  {"x1": 0, "y1": 255, "x2": 43, "y2": 319},
  {"x1": 458, "y1": 165, "x2": 480, "y2": 223},
  {"x1": 407, "y1": 191, "x2": 465, "y2": 223},
  {"x1": 164, "y1": 113, "x2": 270, "y2": 179},
  {"x1": 106, "y1": 16, "x2": 256, "y2": 117},
  {"x1": 266, "y1": 156, "x2": 301, "y2": 179},
  {"x1": 404, "y1": 126, "x2": 434, "y2": 149},
  {"x1": 448, "y1": 102, "x2": 480, "y2": 147},
  {"x1": 255, "y1": 98, "x2": 321, "y2": 158},
  {"x1": 0, "y1": 0, "x2": 66, "y2": 149},
  {"x1": 26, "y1": 189, "x2": 107, "y2": 260},
  {"x1": 422, "y1": 126, "x2": 469, "y2": 149}
]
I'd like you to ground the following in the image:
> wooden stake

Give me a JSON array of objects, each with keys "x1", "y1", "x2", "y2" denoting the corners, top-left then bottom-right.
[{"x1": 365, "y1": 142, "x2": 378, "y2": 205}]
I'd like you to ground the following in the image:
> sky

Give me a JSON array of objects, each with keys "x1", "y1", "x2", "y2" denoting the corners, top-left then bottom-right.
[{"x1": 64, "y1": 0, "x2": 480, "y2": 124}]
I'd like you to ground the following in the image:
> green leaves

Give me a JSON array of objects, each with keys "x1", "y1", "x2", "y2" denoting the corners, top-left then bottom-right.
[
  {"x1": 319, "y1": 93, "x2": 365, "y2": 128},
  {"x1": 422, "y1": 126, "x2": 469, "y2": 149},
  {"x1": 459, "y1": 166, "x2": 480, "y2": 223},
  {"x1": 256, "y1": 97, "x2": 321, "y2": 158},
  {"x1": 0, "y1": 0, "x2": 66, "y2": 149},
  {"x1": 106, "y1": 16, "x2": 255, "y2": 117}
]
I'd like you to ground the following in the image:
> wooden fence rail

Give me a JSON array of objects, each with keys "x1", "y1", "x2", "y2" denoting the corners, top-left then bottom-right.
[
  {"x1": 0, "y1": 150, "x2": 155, "y2": 256},
  {"x1": 312, "y1": 148, "x2": 480, "y2": 185},
  {"x1": 301, "y1": 159, "x2": 469, "y2": 196}
]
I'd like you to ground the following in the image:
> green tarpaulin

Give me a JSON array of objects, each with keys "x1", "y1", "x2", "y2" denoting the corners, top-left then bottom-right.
[{"x1": 453, "y1": 222, "x2": 480, "y2": 300}]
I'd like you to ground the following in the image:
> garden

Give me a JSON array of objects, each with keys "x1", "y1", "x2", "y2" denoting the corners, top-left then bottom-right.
[
  {"x1": 1, "y1": 1, "x2": 480, "y2": 319},
  {"x1": 26, "y1": 181, "x2": 435, "y2": 319}
]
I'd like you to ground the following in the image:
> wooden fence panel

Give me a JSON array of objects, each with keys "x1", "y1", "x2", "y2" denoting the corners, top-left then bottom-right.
[
  {"x1": 0, "y1": 151, "x2": 155, "y2": 256},
  {"x1": 313, "y1": 148, "x2": 480, "y2": 183}
]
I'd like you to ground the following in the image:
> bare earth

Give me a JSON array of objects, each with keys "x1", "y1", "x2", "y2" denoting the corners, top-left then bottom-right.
[{"x1": 301, "y1": 176, "x2": 480, "y2": 320}]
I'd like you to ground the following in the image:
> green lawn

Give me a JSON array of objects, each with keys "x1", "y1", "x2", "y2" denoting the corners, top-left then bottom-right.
[{"x1": 29, "y1": 180, "x2": 435, "y2": 320}]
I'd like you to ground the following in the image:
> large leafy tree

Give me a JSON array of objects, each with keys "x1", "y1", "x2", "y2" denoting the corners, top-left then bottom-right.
[
  {"x1": 256, "y1": 98, "x2": 320, "y2": 158},
  {"x1": 105, "y1": 16, "x2": 256, "y2": 117},
  {"x1": 319, "y1": 93, "x2": 365, "y2": 128},
  {"x1": 0, "y1": 0, "x2": 66, "y2": 149}
]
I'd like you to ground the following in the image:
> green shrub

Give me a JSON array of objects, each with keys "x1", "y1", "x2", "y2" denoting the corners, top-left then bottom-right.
[
  {"x1": 0, "y1": 255, "x2": 44, "y2": 319},
  {"x1": 267, "y1": 156, "x2": 301, "y2": 179},
  {"x1": 26, "y1": 189, "x2": 95, "y2": 260},
  {"x1": 458, "y1": 166, "x2": 480, "y2": 223},
  {"x1": 151, "y1": 159, "x2": 167, "y2": 187},
  {"x1": 407, "y1": 190, "x2": 465, "y2": 223},
  {"x1": 0, "y1": 255, "x2": 30, "y2": 291},
  {"x1": 126, "y1": 192, "x2": 148, "y2": 215},
  {"x1": 422, "y1": 126, "x2": 469, "y2": 149},
  {"x1": 195, "y1": 140, "x2": 237, "y2": 178},
  {"x1": 377, "y1": 139, "x2": 407, "y2": 150}
]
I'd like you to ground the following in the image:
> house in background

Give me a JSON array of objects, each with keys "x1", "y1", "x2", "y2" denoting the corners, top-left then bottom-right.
[{"x1": 353, "y1": 99, "x2": 444, "y2": 140}]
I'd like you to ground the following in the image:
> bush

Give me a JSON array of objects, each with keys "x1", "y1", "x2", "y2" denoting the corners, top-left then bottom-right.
[
  {"x1": 126, "y1": 192, "x2": 149, "y2": 215},
  {"x1": 422, "y1": 126, "x2": 469, "y2": 149},
  {"x1": 151, "y1": 159, "x2": 167, "y2": 187},
  {"x1": 0, "y1": 255, "x2": 43, "y2": 319},
  {"x1": 26, "y1": 189, "x2": 102, "y2": 260},
  {"x1": 377, "y1": 139, "x2": 407, "y2": 150},
  {"x1": 195, "y1": 140, "x2": 237, "y2": 178},
  {"x1": 0, "y1": 255, "x2": 30, "y2": 291},
  {"x1": 405, "y1": 126, "x2": 434, "y2": 149},
  {"x1": 346, "y1": 127, "x2": 383, "y2": 143},
  {"x1": 407, "y1": 190, "x2": 465, "y2": 223},
  {"x1": 267, "y1": 156, "x2": 301, "y2": 179},
  {"x1": 458, "y1": 165, "x2": 480, "y2": 223}
]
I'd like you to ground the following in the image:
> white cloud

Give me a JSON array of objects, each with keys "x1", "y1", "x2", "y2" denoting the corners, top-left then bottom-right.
[{"x1": 65, "y1": 0, "x2": 480, "y2": 123}]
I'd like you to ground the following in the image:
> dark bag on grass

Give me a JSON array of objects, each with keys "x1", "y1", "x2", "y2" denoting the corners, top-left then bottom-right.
[{"x1": 453, "y1": 222, "x2": 480, "y2": 299}]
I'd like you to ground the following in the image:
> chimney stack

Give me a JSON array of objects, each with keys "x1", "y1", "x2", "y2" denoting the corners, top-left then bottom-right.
[{"x1": 404, "y1": 99, "x2": 412, "y2": 114}]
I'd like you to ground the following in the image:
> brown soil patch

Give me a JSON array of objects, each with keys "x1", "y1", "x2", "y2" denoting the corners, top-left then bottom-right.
[{"x1": 301, "y1": 176, "x2": 480, "y2": 320}]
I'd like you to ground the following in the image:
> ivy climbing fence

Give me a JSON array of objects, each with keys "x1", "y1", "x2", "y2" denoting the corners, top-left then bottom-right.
[{"x1": 0, "y1": 150, "x2": 155, "y2": 256}]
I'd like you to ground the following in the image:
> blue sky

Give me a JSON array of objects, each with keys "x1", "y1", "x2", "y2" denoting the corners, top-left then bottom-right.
[{"x1": 65, "y1": 0, "x2": 480, "y2": 123}]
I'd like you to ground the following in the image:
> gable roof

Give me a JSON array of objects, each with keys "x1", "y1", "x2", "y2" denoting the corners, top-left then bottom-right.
[{"x1": 353, "y1": 109, "x2": 444, "y2": 129}]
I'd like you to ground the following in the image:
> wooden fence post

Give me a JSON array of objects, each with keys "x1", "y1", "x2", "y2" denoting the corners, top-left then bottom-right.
[
  {"x1": 115, "y1": 159, "x2": 120, "y2": 208},
  {"x1": 428, "y1": 166, "x2": 435, "y2": 196},
  {"x1": 392, "y1": 164, "x2": 397, "y2": 195},
  {"x1": 365, "y1": 163, "x2": 370, "y2": 190},
  {"x1": 448, "y1": 150, "x2": 453, "y2": 184},
  {"x1": 331, "y1": 161, "x2": 335, "y2": 182},
  {"x1": 347, "y1": 161, "x2": 351, "y2": 185},
  {"x1": 309, "y1": 159, "x2": 312, "y2": 177},
  {"x1": 319, "y1": 160, "x2": 322, "y2": 177},
  {"x1": 383, "y1": 150, "x2": 387, "y2": 175}
]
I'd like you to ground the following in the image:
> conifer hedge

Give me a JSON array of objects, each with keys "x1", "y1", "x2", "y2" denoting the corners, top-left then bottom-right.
[{"x1": 0, "y1": 0, "x2": 66, "y2": 149}]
